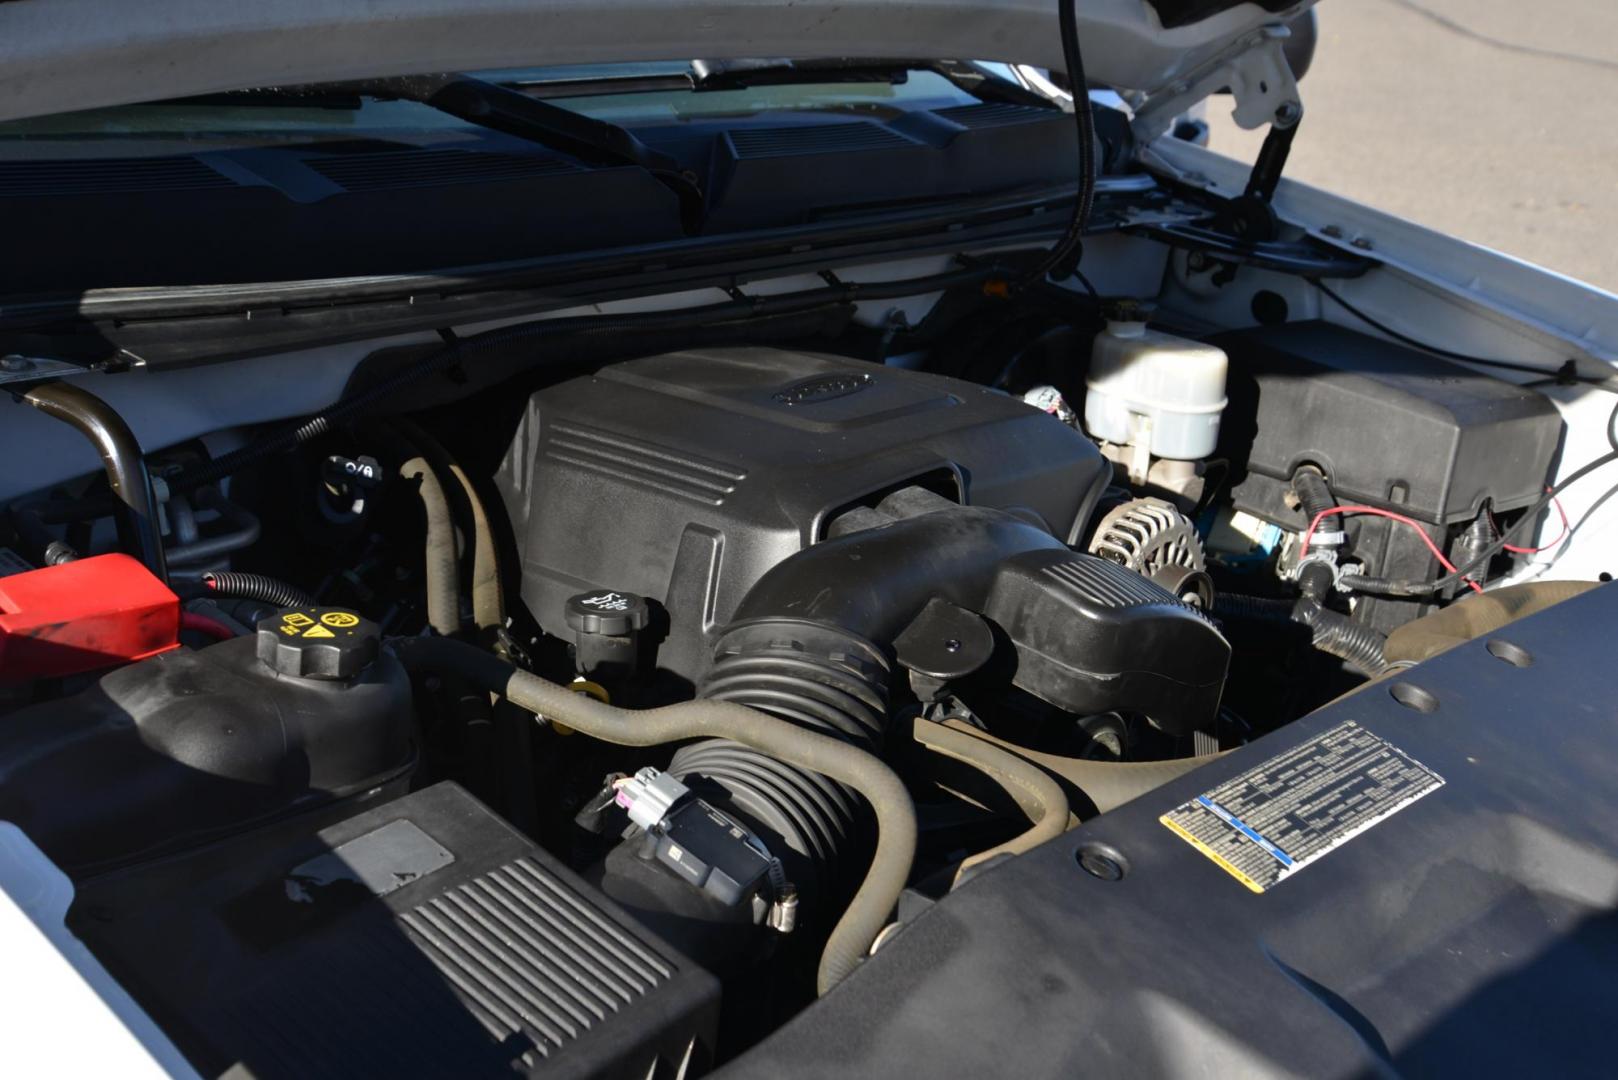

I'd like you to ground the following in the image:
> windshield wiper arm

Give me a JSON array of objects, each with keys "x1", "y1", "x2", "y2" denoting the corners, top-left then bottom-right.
[
  {"x1": 687, "y1": 58, "x2": 1059, "y2": 110},
  {"x1": 689, "y1": 58, "x2": 911, "y2": 90},
  {"x1": 323, "y1": 73, "x2": 704, "y2": 231}
]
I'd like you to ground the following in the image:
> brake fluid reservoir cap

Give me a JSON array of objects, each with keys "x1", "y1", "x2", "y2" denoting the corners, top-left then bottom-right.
[{"x1": 256, "y1": 607, "x2": 379, "y2": 681}]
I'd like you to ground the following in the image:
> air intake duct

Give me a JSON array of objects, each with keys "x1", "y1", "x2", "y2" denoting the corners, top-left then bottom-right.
[
  {"x1": 648, "y1": 504, "x2": 1227, "y2": 950},
  {"x1": 671, "y1": 507, "x2": 1066, "y2": 907}
]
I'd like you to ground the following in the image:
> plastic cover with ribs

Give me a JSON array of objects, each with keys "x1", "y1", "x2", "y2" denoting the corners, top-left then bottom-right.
[
  {"x1": 983, "y1": 549, "x2": 1230, "y2": 735},
  {"x1": 70, "y1": 782, "x2": 719, "y2": 1080}
]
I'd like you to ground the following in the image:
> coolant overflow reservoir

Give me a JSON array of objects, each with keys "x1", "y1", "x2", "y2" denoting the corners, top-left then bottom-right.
[{"x1": 1084, "y1": 307, "x2": 1229, "y2": 470}]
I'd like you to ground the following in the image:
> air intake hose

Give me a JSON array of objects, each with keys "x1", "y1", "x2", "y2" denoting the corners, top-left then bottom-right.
[{"x1": 670, "y1": 507, "x2": 1067, "y2": 903}]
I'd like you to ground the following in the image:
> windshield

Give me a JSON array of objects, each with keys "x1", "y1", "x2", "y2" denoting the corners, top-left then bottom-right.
[
  {"x1": 0, "y1": 64, "x2": 990, "y2": 155},
  {"x1": 0, "y1": 60, "x2": 1086, "y2": 294}
]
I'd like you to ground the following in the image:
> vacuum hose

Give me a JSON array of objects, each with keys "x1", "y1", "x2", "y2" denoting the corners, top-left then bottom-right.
[{"x1": 389, "y1": 635, "x2": 916, "y2": 996}]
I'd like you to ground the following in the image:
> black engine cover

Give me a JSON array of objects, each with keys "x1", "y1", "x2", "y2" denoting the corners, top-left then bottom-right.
[{"x1": 497, "y1": 347, "x2": 1109, "y2": 683}]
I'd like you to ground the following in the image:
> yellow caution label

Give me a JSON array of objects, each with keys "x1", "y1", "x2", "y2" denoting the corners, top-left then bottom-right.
[
  {"x1": 281, "y1": 612, "x2": 315, "y2": 628},
  {"x1": 1160, "y1": 814, "x2": 1266, "y2": 894},
  {"x1": 320, "y1": 611, "x2": 360, "y2": 628},
  {"x1": 302, "y1": 624, "x2": 336, "y2": 639},
  {"x1": 278, "y1": 623, "x2": 301, "y2": 637},
  {"x1": 1159, "y1": 721, "x2": 1445, "y2": 893}
]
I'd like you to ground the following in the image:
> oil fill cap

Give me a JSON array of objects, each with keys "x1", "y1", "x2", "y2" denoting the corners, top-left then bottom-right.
[
  {"x1": 256, "y1": 607, "x2": 379, "y2": 681},
  {"x1": 564, "y1": 590, "x2": 650, "y2": 638}
]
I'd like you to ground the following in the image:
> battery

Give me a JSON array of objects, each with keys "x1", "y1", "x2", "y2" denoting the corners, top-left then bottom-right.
[{"x1": 0, "y1": 554, "x2": 178, "y2": 681}]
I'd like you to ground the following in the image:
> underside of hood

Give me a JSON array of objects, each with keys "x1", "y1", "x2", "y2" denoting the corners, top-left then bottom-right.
[{"x1": 0, "y1": 0, "x2": 1312, "y2": 126}]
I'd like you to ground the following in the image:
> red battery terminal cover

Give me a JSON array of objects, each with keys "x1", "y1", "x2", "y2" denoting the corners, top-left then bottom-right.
[{"x1": 0, "y1": 554, "x2": 180, "y2": 681}]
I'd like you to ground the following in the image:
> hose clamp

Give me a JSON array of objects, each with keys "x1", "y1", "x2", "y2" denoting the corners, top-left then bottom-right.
[{"x1": 1292, "y1": 551, "x2": 1363, "y2": 594}]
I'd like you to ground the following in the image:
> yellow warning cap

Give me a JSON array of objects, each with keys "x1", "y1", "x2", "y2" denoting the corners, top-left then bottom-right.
[{"x1": 255, "y1": 606, "x2": 378, "y2": 681}]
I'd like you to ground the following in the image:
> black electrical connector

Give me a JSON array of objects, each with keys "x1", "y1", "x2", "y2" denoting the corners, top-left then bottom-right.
[
  {"x1": 641, "y1": 799, "x2": 777, "y2": 910},
  {"x1": 607, "y1": 767, "x2": 791, "y2": 928}
]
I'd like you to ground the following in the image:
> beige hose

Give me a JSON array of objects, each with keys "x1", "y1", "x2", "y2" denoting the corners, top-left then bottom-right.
[
  {"x1": 942, "y1": 722, "x2": 1227, "y2": 818},
  {"x1": 391, "y1": 636, "x2": 917, "y2": 996},
  {"x1": 447, "y1": 463, "x2": 505, "y2": 633},
  {"x1": 913, "y1": 719, "x2": 1070, "y2": 885},
  {"x1": 400, "y1": 458, "x2": 461, "y2": 636},
  {"x1": 395, "y1": 421, "x2": 503, "y2": 636}
]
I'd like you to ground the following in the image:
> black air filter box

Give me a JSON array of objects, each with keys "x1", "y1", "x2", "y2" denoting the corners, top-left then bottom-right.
[{"x1": 71, "y1": 783, "x2": 718, "y2": 1080}]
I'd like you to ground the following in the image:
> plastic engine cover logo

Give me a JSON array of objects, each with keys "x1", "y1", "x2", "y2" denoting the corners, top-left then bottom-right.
[{"x1": 771, "y1": 371, "x2": 873, "y2": 406}]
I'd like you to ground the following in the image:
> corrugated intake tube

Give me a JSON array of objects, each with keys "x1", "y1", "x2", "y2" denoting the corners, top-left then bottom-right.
[{"x1": 670, "y1": 506, "x2": 1067, "y2": 905}]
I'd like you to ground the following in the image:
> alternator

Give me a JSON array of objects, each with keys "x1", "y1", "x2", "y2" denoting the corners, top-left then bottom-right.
[{"x1": 1087, "y1": 498, "x2": 1213, "y2": 607}]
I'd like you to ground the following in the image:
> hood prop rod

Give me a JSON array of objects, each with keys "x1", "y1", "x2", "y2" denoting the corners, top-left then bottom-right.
[{"x1": 21, "y1": 382, "x2": 168, "y2": 584}]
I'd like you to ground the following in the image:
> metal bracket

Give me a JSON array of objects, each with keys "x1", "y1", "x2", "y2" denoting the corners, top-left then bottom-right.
[{"x1": 1129, "y1": 25, "x2": 1302, "y2": 145}]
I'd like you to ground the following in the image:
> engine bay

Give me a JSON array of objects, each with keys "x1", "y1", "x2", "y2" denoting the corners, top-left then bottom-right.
[{"x1": 0, "y1": 248, "x2": 1607, "y2": 1076}]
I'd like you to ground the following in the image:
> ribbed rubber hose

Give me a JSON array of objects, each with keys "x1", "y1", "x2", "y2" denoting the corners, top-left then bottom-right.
[
  {"x1": 1292, "y1": 598, "x2": 1391, "y2": 677},
  {"x1": 673, "y1": 507, "x2": 1067, "y2": 901},
  {"x1": 193, "y1": 571, "x2": 312, "y2": 609},
  {"x1": 1291, "y1": 467, "x2": 1337, "y2": 529},
  {"x1": 389, "y1": 636, "x2": 917, "y2": 996},
  {"x1": 940, "y1": 721, "x2": 1227, "y2": 818},
  {"x1": 1213, "y1": 593, "x2": 1390, "y2": 678},
  {"x1": 914, "y1": 719, "x2": 1070, "y2": 884},
  {"x1": 401, "y1": 457, "x2": 461, "y2": 637}
]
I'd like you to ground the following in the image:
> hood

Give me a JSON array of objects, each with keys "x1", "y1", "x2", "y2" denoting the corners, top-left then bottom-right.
[{"x1": 0, "y1": 0, "x2": 1311, "y2": 126}]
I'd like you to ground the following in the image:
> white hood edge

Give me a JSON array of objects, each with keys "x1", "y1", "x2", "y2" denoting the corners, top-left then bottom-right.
[{"x1": 0, "y1": 0, "x2": 1311, "y2": 127}]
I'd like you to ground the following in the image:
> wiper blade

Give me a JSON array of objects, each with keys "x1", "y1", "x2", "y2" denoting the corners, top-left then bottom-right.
[
  {"x1": 159, "y1": 88, "x2": 367, "y2": 110},
  {"x1": 688, "y1": 58, "x2": 912, "y2": 91},
  {"x1": 688, "y1": 58, "x2": 1060, "y2": 111},
  {"x1": 325, "y1": 73, "x2": 704, "y2": 231}
]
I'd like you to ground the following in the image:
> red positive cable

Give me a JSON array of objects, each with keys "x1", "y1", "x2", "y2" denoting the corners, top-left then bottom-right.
[
  {"x1": 1497, "y1": 492, "x2": 1570, "y2": 554},
  {"x1": 179, "y1": 610, "x2": 238, "y2": 641},
  {"x1": 1300, "y1": 505, "x2": 1485, "y2": 595}
]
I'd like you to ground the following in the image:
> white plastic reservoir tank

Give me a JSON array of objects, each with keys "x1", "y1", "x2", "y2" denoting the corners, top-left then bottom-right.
[{"x1": 1084, "y1": 310, "x2": 1229, "y2": 462}]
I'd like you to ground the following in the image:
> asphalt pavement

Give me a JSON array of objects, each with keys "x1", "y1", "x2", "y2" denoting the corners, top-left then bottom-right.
[{"x1": 1206, "y1": 0, "x2": 1618, "y2": 294}]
